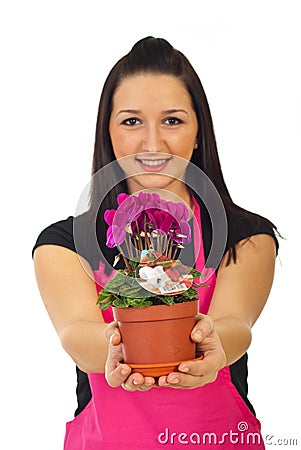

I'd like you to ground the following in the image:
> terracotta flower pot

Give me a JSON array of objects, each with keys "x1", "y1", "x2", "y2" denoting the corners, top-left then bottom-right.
[{"x1": 113, "y1": 300, "x2": 200, "y2": 376}]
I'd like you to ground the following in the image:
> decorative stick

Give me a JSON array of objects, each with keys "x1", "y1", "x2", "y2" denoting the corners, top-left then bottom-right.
[
  {"x1": 117, "y1": 245, "x2": 131, "y2": 271},
  {"x1": 136, "y1": 220, "x2": 143, "y2": 251},
  {"x1": 124, "y1": 235, "x2": 132, "y2": 260}
]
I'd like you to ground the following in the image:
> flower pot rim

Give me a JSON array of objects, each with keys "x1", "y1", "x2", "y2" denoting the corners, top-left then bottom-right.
[{"x1": 113, "y1": 299, "x2": 199, "y2": 323}]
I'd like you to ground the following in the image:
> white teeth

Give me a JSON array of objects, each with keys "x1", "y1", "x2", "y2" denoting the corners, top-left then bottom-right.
[{"x1": 139, "y1": 159, "x2": 168, "y2": 166}]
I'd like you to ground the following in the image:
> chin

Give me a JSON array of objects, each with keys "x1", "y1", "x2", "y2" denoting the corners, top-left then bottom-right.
[{"x1": 130, "y1": 174, "x2": 177, "y2": 191}]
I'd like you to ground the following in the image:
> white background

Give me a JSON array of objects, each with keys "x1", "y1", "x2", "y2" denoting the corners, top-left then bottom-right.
[{"x1": 1, "y1": 1, "x2": 300, "y2": 448}]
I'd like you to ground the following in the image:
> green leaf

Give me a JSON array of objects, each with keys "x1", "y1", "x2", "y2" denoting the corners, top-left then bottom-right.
[
  {"x1": 98, "y1": 301, "x2": 112, "y2": 310},
  {"x1": 160, "y1": 296, "x2": 175, "y2": 306},
  {"x1": 190, "y1": 268, "x2": 203, "y2": 278},
  {"x1": 96, "y1": 292, "x2": 113, "y2": 305},
  {"x1": 127, "y1": 298, "x2": 151, "y2": 307},
  {"x1": 119, "y1": 286, "x2": 141, "y2": 296},
  {"x1": 185, "y1": 287, "x2": 198, "y2": 298},
  {"x1": 112, "y1": 298, "x2": 128, "y2": 308}
]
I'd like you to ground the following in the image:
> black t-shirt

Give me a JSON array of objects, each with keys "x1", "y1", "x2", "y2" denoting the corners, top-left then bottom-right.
[{"x1": 32, "y1": 205, "x2": 279, "y2": 417}]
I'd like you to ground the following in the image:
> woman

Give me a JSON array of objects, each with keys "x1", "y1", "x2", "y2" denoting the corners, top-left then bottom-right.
[{"x1": 33, "y1": 37, "x2": 278, "y2": 449}]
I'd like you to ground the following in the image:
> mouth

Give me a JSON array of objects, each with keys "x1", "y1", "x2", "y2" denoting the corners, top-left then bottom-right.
[{"x1": 135, "y1": 157, "x2": 172, "y2": 172}]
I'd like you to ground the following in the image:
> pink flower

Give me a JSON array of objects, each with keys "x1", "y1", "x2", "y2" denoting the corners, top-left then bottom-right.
[
  {"x1": 173, "y1": 220, "x2": 191, "y2": 244},
  {"x1": 104, "y1": 209, "x2": 116, "y2": 226},
  {"x1": 106, "y1": 225, "x2": 126, "y2": 248},
  {"x1": 103, "y1": 192, "x2": 192, "y2": 249},
  {"x1": 176, "y1": 202, "x2": 189, "y2": 221},
  {"x1": 117, "y1": 193, "x2": 130, "y2": 205}
]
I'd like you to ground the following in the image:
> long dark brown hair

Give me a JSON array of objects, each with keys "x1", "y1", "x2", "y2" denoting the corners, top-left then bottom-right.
[{"x1": 89, "y1": 36, "x2": 277, "y2": 272}]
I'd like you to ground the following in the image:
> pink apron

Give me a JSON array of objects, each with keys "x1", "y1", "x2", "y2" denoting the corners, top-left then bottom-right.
[{"x1": 64, "y1": 199, "x2": 265, "y2": 449}]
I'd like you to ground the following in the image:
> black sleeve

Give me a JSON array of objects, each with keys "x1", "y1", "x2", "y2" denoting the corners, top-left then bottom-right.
[
  {"x1": 32, "y1": 216, "x2": 76, "y2": 257},
  {"x1": 200, "y1": 202, "x2": 279, "y2": 264},
  {"x1": 32, "y1": 215, "x2": 103, "y2": 270},
  {"x1": 226, "y1": 214, "x2": 279, "y2": 255}
]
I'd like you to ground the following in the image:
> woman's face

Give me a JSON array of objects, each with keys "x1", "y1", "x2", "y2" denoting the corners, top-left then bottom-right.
[{"x1": 109, "y1": 73, "x2": 198, "y2": 196}]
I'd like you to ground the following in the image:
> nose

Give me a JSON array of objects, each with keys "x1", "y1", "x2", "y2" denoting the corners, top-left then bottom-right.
[{"x1": 142, "y1": 125, "x2": 163, "y2": 152}]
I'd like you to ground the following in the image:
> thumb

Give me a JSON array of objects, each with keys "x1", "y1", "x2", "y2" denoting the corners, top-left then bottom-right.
[
  {"x1": 105, "y1": 321, "x2": 121, "y2": 345},
  {"x1": 191, "y1": 314, "x2": 214, "y2": 343}
]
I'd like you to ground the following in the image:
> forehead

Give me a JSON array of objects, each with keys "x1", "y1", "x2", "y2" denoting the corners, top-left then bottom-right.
[{"x1": 112, "y1": 74, "x2": 193, "y2": 109}]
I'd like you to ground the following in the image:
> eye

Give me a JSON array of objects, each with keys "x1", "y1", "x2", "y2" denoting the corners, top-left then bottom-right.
[
  {"x1": 121, "y1": 117, "x2": 141, "y2": 126},
  {"x1": 164, "y1": 117, "x2": 184, "y2": 126}
]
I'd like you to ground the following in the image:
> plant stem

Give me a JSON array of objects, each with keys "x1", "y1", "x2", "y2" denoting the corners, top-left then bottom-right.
[
  {"x1": 163, "y1": 234, "x2": 167, "y2": 255},
  {"x1": 117, "y1": 245, "x2": 131, "y2": 271},
  {"x1": 124, "y1": 235, "x2": 132, "y2": 260},
  {"x1": 132, "y1": 237, "x2": 138, "y2": 259},
  {"x1": 136, "y1": 220, "x2": 143, "y2": 251},
  {"x1": 166, "y1": 237, "x2": 172, "y2": 259},
  {"x1": 144, "y1": 214, "x2": 150, "y2": 250},
  {"x1": 171, "y1": 243, "x2": 179, "y2": 260}
]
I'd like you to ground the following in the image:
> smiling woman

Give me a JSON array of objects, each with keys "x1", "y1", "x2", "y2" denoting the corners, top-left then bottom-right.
[
  {"x1": 32, "y1": 37, "x2": 279, "y2": 449},
  {"x1": 109, "y1": 74, "x2": 198, "y2": 205}
]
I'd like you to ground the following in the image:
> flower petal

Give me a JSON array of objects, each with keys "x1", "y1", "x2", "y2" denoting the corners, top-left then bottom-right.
[
  {"x1": 117, "y1": 193, "x2": 129, "y2": 205},
  {"x1": 104, "y1": 209, "x2": 116, "y2": 226}
]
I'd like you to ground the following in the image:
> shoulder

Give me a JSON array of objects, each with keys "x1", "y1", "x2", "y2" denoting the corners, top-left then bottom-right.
[
  {"x1": 32, "y1": 216, "x2": 75, "y2": 256},
  {"x1": 199, "y1": 200, "x2": 279, "y2": 263},
  {"x1": 32, "y1": 213, "x2": 105, "y2": 270},
  {"x1": 227, "y1": 211, "x2": 279, "y2": 254}
]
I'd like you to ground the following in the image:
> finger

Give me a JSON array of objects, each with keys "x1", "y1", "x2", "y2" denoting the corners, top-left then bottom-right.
[
  {"x1": 105, "y1": 362, "x2": 132, "y2": 388},
  {"x1": 105, "y1": 335, "x2": 124, "y2": 375},
  {"x1": 165, "y1": 372, "x2": 217, "y2": 389},
  {"x1": 165, "y1": 371, "x2": 213, "y2": 389},
  {"x1": 191, "y1": 314, "x2": 214, "y2": 343},
  {"x1": 121, "y1": 374, "x2": 156, "y2": 392},
  {"x1": 178, "y1": 358, "x2": 214, "y2": 377},
  {"x1": 136, "y1": 376, "x2": 157, "y2": 391},
  {"x1": 105, "y1": 321, "x2": 120, "y2": 341},
  {"x1": 157, "y1": 375, "x2": 171, "y2": 387},
  {"x1": 161, "y1": 372, "x2": 195, "y2": 389},
  {"x1": 158, "y1": 372, "x2": 204, "y2": 389}
]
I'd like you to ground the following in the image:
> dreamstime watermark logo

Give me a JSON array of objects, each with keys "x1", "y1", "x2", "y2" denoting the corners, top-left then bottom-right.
[
  {"x1": 157, "y1": 421, "x2": 263, "y2": 446},
  {"x1": 265, "y1": 434, "x2": 298, "y2": 446}
]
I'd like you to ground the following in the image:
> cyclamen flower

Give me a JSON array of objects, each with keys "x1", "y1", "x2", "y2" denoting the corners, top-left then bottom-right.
[
  {"x1": 104, "y1": 209, "x2": 116, "y2": 226},
  {"x1": 104, "y1": 192, "x2": 192, "y2": 248},
  {"x1": 117, "y1": 195, "x2": 144, "y2": 225},
  {"x1": 145, "y1": 201, "x2": 191, "y2": 244},
  {"x1": 117, "y1": 193, "x2": 130, "y2": 206},
  {"x1": 106, "y1": 224, "x2": 126, "y2": 248},
  {"x1": 173, "y1": 220, "x2": 191, "y2": 244}
]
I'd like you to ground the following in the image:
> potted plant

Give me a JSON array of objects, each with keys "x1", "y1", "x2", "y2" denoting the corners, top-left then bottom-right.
[{"x1": 97, "y1": 192, "x2": 206, "y2": 376}]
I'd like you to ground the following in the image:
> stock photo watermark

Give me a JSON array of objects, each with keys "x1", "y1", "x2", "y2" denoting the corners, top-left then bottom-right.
[
  {"x1": 157, "y1": 422, "x2": 298, "y2": 446},
  {"x1": 265, "y1": 434, "x2": 298, "y2": 446}
]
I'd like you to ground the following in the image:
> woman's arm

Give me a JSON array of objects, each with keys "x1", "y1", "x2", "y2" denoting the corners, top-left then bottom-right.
[
  {"x1": 34, "y1": 244, "x2": 110, "y2": 373},
  {"x1": 209, "y1": 232, "x2": 276, "y2": 365}
]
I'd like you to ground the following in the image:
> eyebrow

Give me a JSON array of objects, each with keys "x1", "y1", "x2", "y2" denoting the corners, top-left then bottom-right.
[
  {"x1": 116, "y1": 109, "x2": 142, "y2": 116},
  {"x1": 116, "y1": 108, "x2": 189, "y2": 117}
]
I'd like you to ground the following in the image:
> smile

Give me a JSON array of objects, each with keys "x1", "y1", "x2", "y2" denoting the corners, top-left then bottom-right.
[
  {"x1": 137, "y1": 158, "x2": 170, "y2": 166},
  {"x1": 136, "y1": 157, "x2": 172, "y2": 173}
]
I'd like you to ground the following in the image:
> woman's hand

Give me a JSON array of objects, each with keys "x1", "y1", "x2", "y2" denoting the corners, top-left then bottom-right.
[
  {"x1": 158, "y1": 314, "x2": 227, "y2": 389},
  {"x1": 105, "y1": 314, "x2": 226, "y2": 391},
  {"x1": 105, "y1": 322, "x2": 157, "y2": 391}
]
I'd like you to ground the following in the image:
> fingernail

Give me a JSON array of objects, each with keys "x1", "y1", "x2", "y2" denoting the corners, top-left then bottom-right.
[
  {"x1": 170, "y1": 377, "x2": 179, "y2": 384},
  {"x1": 120, "y1": 368, "x2": 129, "y2": 376},
  {"x1": 193, "y1": 330, "x2": 203, "y2": 342},
  {"x1": 133, "y1": 380, "x2": 139, "y2": 385},
  {"x1": 180, "y1": 365, "x2": 189, "y2": 373}
]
